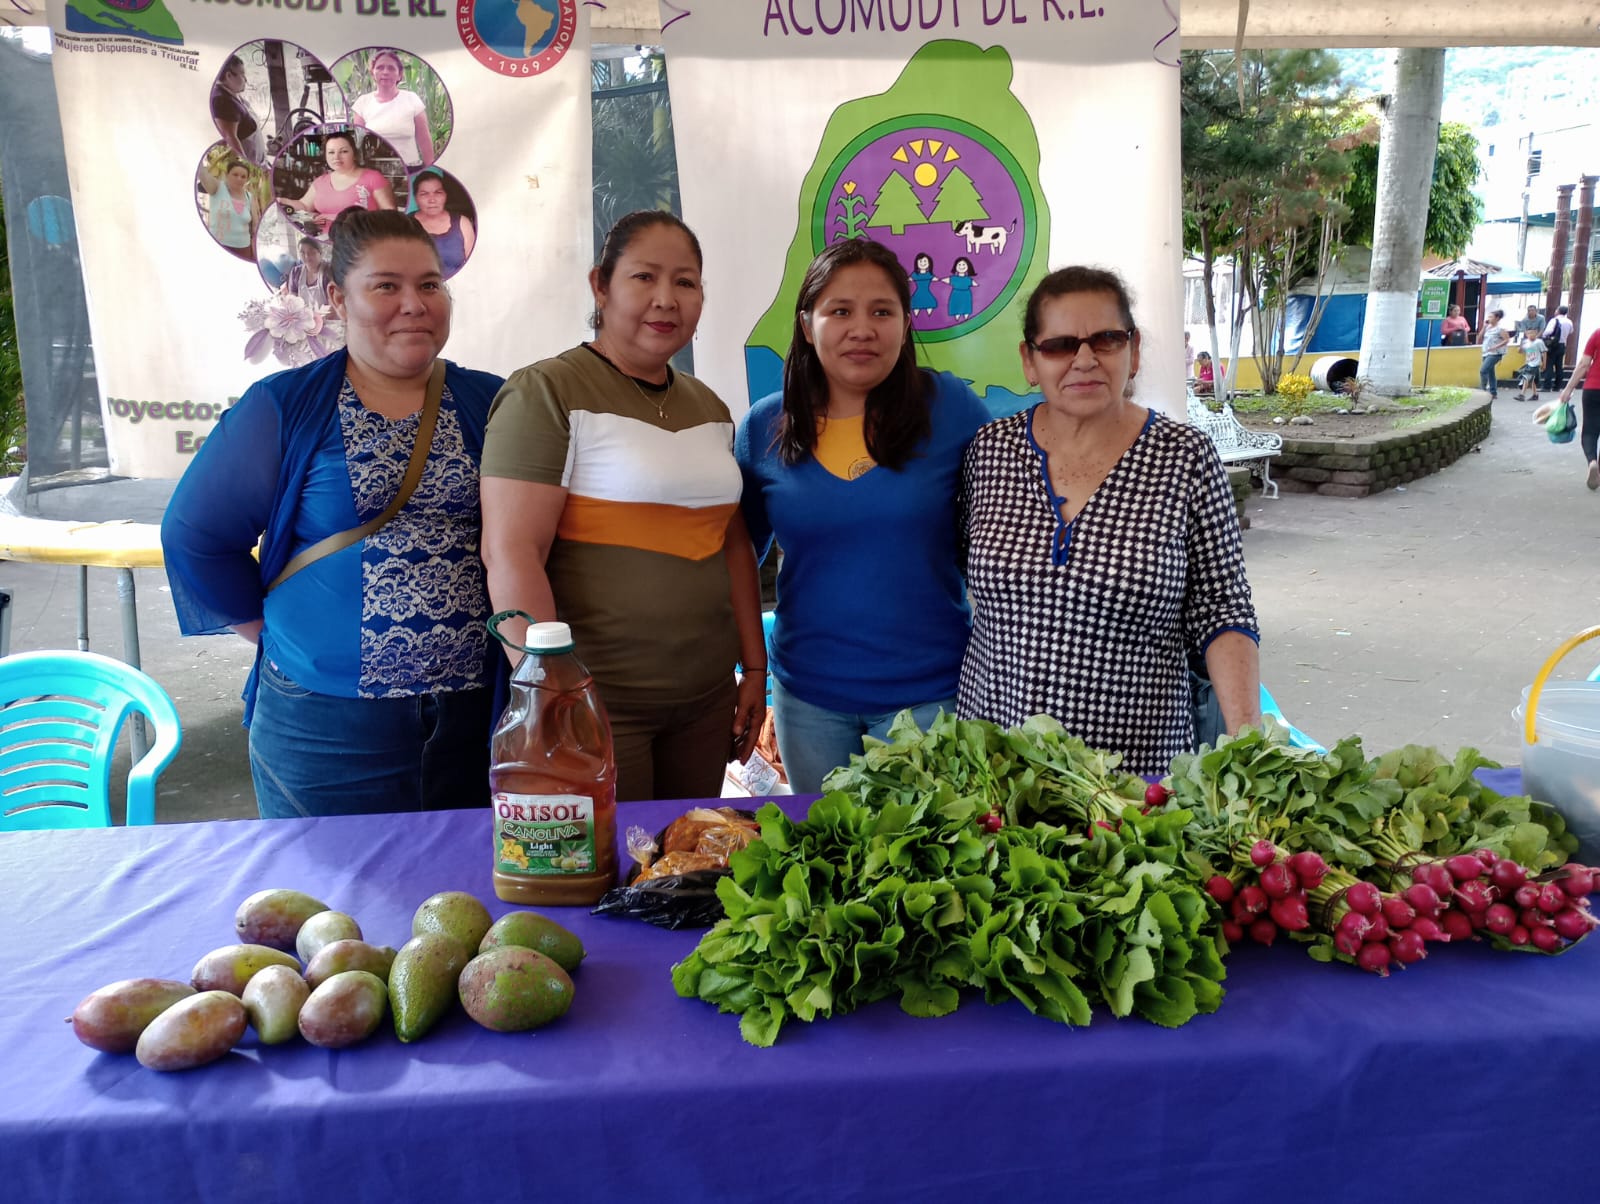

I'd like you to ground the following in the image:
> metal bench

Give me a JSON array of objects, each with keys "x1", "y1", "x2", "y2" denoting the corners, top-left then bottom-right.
[{"x1": 1186, "y1": 394, "x2": 1283, "y2": 499}]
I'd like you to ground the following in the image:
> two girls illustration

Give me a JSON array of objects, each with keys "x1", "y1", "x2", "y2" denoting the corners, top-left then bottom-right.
[{"x1": 907, "y1": 252, "x2": 978, "y2": 321}]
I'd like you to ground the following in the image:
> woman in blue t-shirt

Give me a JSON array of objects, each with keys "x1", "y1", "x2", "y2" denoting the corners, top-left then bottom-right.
[
  {"x1": 162, "y1": 209, "x2": 504, "y2": 819},
  {"x1": 734, "y1": 239, "x2": 989, "y2": 792}
]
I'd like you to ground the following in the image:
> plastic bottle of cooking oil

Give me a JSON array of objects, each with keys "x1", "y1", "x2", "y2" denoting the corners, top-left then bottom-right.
[{"x1": 489, "y1": 620, "x2": 617, "y2": 905}]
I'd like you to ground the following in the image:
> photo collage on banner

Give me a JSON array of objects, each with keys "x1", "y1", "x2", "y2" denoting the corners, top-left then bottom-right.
[
  {"x1": 46, "y1": 0, "x2": 591, "y2": 478},
  {"x1": 660, "y1": 0, "x2": 1184, "y2": 419}
]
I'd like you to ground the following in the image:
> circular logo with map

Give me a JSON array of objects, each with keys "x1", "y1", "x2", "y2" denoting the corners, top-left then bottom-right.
[
  {"x1": 813, "y1": 115, "x2": 1036, "y2": 342},
  {"x1": 456, "y1": 0, "x2": 577, "y2": 76}
]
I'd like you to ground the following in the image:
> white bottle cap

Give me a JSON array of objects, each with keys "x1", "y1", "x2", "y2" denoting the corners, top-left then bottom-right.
[{"x1": 523, "y1": 621, "x2": 574, "y2": 652}]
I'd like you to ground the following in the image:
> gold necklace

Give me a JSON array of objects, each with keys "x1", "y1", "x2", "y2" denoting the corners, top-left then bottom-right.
[{"x1": 592, "y1": 343, "x2": 673, "y2": 420}]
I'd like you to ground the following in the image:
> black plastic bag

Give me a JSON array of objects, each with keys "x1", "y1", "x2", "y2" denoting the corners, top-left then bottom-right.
[{"x1": 591, "y1": 868, "x2": 733, "y2": 930}]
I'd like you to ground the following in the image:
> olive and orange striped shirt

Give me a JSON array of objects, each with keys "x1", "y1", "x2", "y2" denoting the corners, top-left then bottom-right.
[{"x1": 481, "y1": 346, "x2": 742, "y2": 707}]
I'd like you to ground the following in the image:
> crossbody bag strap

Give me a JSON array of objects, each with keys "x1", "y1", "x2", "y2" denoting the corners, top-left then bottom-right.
[{"x1": 267, "y1": 361, "x2": 445, "y2": 593}]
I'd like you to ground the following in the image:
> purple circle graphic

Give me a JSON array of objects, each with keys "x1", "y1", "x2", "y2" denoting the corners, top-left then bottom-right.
[{"x1": 822, "y1": 123, "x2": 1026, "y2": 338}]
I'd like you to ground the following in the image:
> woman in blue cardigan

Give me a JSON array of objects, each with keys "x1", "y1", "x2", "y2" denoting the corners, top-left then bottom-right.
[
  {"x1": 735, "y1": 239, "x2": 989, "y2": 791},
  {"x1": 162, "y1": 209, "x2": 504, "y2": 818}
]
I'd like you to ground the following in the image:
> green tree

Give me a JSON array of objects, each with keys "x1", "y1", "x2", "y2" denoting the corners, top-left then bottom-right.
[
  {"x1": 1182, "y1": 49, "x2": 1357, "y2": 395},
  {"x1": 591, "y1": 54, "x2": 680, "y2": 259},
  {"x1": 866, "y1": 169, "x2": 927, "y2": 236},
  {"x1": 926, "y1": 165, "x2": 989, "y2": 226},
  {"x1": 1343, "y1": 120, "x2": 1481, "y2": 259}
]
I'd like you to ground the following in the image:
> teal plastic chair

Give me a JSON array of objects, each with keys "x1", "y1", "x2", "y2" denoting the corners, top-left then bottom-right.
[{"x1": 0, "y1": 650, "x2": 182, "y2": 831}]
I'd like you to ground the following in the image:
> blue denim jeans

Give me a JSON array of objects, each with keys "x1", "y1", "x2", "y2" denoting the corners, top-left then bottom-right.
[
  {"x1": 249, "y1": 657, "x2": 492, "y2": 819},
  {"x1": 1479, "y1": 351, "x2": 1504, "y2": 395},
  {"x1": 770, "y1": 676, "x2": 955, "y2": 794}
]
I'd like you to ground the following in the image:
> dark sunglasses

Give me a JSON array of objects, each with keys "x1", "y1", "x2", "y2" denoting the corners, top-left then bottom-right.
[{"x1": 1027, "y1": 328, "x2": 1136, "y2": 357}]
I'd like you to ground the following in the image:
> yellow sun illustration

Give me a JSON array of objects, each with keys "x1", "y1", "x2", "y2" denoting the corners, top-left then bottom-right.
[{"x1": 891, "y1": 139, "x2": 961, "y2": 188}]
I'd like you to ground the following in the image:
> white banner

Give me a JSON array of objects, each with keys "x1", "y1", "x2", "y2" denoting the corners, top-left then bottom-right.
[
  {"x1": 47, "y1": 0, "x2": 592, "y2": 478},
  {"x1": 660, "y1": 0, "x2": 1182, "y2": 419}
]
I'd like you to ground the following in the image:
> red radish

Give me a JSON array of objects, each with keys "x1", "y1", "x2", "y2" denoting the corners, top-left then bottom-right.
[
  {"x1": 980, "y1": 813, "x2": 1004, "y2": 833},
  {"x1": 1364, "y1": 914, "x2": 1391, "y2": 942},
  {"x1": 1381, "y1": 897, "x2": 1416, "y2": 929},
  {"x1": 1411, "y1": 915, "x2": 1450, "y2": 943},
  {"x1": 1509, "y1": 925, "x2": 1530, "y2": 946},
  {"x1": 1490, "y1": 860, "x2": 1527, "y2": 892},
  {"x1": 1402, "y1": 883, "x2": 1443, "y2": 918},
  {"x1": 1514, "y1": 884, "x2": 1541, "y2": 910},
  {"x1": 1144, "y1": 782, "x2": 1171, "y2": 808},
  {"x1": 1260, "y1": 863, "x2": 1299, "y2": 899},
  {"x1": 1410, "y1": 862, "x2": 1450, "y2": 896},
  {"x1": 1559, "y1": 867, "x2": 1595, "y2": 898},
  {"x1": 1474, "y1": 847, "x2": 1499, "y2": 868},
  {"x1": 1538, "y1": 884, "x2": 1566, "y2": 915},
  {"x1": 1346, "y1": 881, "x2": 1382, "y2": 916},
  {"x1": 1446, "y1": 854, "x2": 1485, "y2": 883},
  {"x1": 1454, "y1": 880, "x2": 1495, "y2": 914},
  {"x1": 1270, "y1": 896, "x2": 1310, "y2": 931},
  {"x1": 1521, "y1": 907, "x2": 1549, "y2": 930},
  {"x1": 1221, "y1": 920, "x2": 1245, "y2": 944},
  {"x1": 1356, "y1": 942, "x2": 1392, "y2": 976},
  {"x1": 1095, "y1": 819, "x2": 1119, "y2": 832},
  {"x1": 1236, "y1": 885, "x2": 1269, "y2": 918},
  {"x1": 1483, "y1": 903, "x2": 1517, "y2": 935},
  {"x1": 1337, "y1": 910, "x2": 1372, "y2": 940},
  {"x1": 1390, "y1": 930, "x2": 1427, "y2": 964},
  {"x1": 1249, "y1": 918, "x2": 1278, "y2": 946},
  {"x1": 1286, "y1": 851, "x2": 1328, "y2": 889},
  {"x1": 1250, "y1": 839, "x2": 1277, "y2": 868},
  {"x1": 1554, "y1": 909, "x2": 1595, "y2": 941},
  {"x1": 1206, "y1": 875, "x2": 1236, "y2": 904},
  {"x1": 1334, "y1": 928, "x2": 1365, "y2": 957},
  {"x1": 1530, "y1": 926, "x2": 1562, "y2": 952},
  {"x1": 1440, "y1": 910, "x2": 1475, "y2": 942}
]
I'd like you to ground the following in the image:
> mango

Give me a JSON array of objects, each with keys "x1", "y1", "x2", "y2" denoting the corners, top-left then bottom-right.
[
  {"x1": 233, "y1": 888, "x2": 330, "y2": 951},
  {"x1": 389, "y1": 933, "x2": 470, "y2": 1043},
  {"x1": 242, "y1": 964, "x2": 310, "y2": 1044},
  {"x1": 70, "y1": 978, "x2": 196, "y2": 1054},
  {"x1": 303, "y1": 939, "x2": 398, "y2": 990},
  {"x1": 479, "y1": 911, "x2": 586, "y2": 973},
  {"x1": 135, "y1": 990, "x2": 248, "y2": 1071},
  {"x1": 191, "y1": 944, "x2": 301, "y2": 996},
  {"x1": 295, "y1": 911, "x2": 362, "y2": 964},
  {"x1": 412, "y1": 891, "x2": 492, "y2": 958},
  {"x1": 458, "y1": 946, "x2": 574, "y2": 1033},
  {"x1": 298, "y1": 970, "x2": 387, "y2": 1048}
]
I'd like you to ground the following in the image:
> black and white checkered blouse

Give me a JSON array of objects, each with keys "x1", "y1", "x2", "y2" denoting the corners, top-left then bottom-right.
[{"x1": 956, "y1": 406, "x2": 1258, "y2": 774}]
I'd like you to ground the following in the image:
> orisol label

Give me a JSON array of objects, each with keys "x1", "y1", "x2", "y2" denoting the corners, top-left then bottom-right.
[{"x1": 493, "y1": 792, "x2": 596, "y2": 876}]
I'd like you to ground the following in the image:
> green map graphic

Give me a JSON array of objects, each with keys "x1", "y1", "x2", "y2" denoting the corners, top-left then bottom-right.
[
  {"x1": 747, "y1": 40, "x2": 1051, "y2": 406},
  {"x1": 64, "y1": 0, "x2": 184, "y2": 45}
]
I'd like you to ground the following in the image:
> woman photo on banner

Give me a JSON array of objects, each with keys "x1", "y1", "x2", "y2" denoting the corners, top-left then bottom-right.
[
  {"x1": 196, "y1": 148, "x2": 264, "y2": 261},
  {"x1": 211, "y1": 53, "x2": 265, "y2": 164},
  {"x1": 734, "y1": 238, "x2": 989, "y2": 793},
  {"x1": 406, "y1": 168, "x2": 477, "y2": 279},
  {"x1": 957, "y1": 265, "x2": 1261, "y2": 775},
  {"x1": 479, "y1": 211, "x2": 767, "y2": 804},
  {"x1": 277, "y1": 128, "x2": 399, "y2": 237},
  {"x1": 162, "y1": 209, "x2": 505, "y2": 820},
  {"x1": 339, "y1": 47, "x2": 451, "y2": 170}
]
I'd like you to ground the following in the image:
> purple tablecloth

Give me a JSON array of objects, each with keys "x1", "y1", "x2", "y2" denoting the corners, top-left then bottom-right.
[{"x1": 6, "y1": 773, "x2": 1600, "y2": 1203}]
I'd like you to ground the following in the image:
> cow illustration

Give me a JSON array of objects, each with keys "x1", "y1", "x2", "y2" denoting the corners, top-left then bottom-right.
[{"x1": 953, "y1": 219, "x2": 1016, "y2": 256}]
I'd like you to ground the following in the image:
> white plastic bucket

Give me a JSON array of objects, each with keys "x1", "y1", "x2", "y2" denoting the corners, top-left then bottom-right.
[{"x1": 1514, "y1": 627, "x2": 1600, "y2": 862}]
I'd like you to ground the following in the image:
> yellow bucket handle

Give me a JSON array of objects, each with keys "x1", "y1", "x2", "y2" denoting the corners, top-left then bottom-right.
[{"x1": 1524, "y1": 626, "x2": 1600, "y2": 746}]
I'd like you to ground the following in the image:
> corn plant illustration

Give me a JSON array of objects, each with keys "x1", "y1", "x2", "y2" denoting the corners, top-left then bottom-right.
[{"x1": 833, "y1": 181, "x2": 869, "y2": 240}]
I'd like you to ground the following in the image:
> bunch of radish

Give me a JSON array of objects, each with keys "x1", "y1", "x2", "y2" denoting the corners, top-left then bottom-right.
[
  {"x1": 1398, "y1": 852, "x2": 1598, "y2": 953},
  {"x1": 1207, "y1": 839, "x2": 1326, "y2": 948}
]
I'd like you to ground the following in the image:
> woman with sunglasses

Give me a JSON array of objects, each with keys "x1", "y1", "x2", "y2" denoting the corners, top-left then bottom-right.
[
  {"x1": 957, "y1": 266, "x2": 1260, "y2": 774},
  {"x1": 734, "y1": 239, "x2": 990, "y2": 792}
]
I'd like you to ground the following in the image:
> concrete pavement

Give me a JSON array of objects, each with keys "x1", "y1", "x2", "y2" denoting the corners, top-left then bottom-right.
[{"x1": 1, "y1": 390, "x2": 1595, "y2": 825}]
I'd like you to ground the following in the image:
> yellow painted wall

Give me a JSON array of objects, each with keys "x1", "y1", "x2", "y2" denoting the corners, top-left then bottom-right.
[{"x1": 1219, "y1": 346, "x2": 1513, "y2": 393}]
